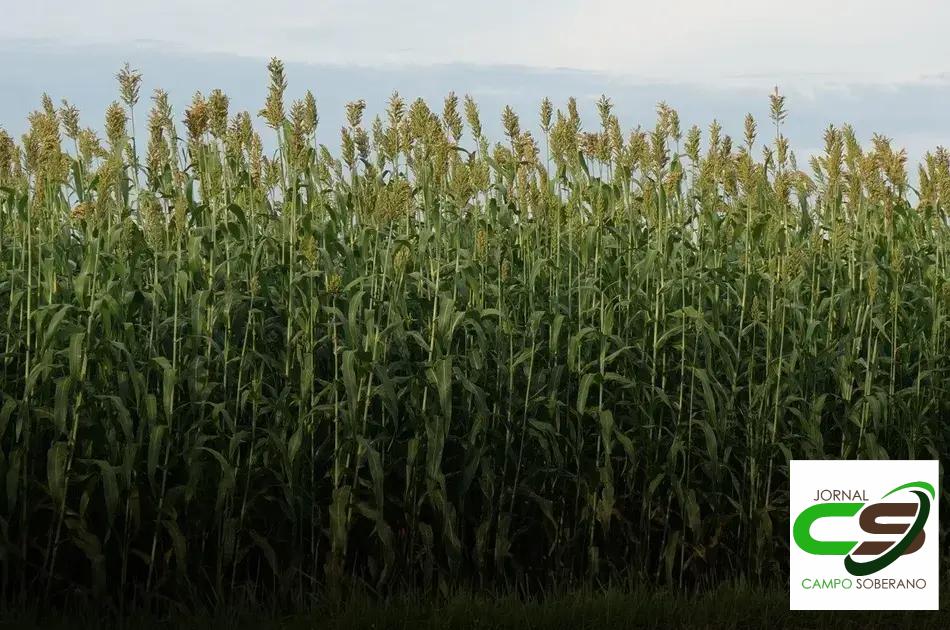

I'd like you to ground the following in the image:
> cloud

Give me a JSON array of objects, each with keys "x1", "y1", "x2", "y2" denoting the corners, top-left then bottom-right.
[
  {"x1": 2, "y1": 1, "x2": 947, "y2": 86},
  {"x1": 548, "y1": 1, "x2": 950, "y2": 85}
]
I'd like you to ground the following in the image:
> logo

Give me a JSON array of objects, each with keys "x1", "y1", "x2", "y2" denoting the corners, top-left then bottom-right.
[{"x1": 789, "y1": 460, "x2": 939, "y2": 610}]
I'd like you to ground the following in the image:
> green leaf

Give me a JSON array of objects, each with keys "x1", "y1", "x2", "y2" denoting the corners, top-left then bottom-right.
[{"x1": 47, "y1": 441, "x2": 69, "y2": 509}]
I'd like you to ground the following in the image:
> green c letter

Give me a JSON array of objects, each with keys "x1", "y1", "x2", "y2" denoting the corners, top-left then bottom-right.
[{"x1": 793, "y1": 503, "x2": 863, "y2": 555}]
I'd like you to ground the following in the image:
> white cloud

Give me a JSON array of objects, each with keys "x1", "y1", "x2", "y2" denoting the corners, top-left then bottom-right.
[
  {"x1": 551, "y1": 1, "x2": 950, "y2": 85},
  {"x1": 3, "y1": 1, "x2": 947, "y2": 86}
]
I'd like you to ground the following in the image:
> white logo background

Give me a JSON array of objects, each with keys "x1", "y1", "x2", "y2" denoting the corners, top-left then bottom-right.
[{"x1": 790, "y1": 459, "x2": 939, "y2": 610}]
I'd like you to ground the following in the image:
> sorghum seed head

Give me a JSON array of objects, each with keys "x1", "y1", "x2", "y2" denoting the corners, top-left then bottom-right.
[
  {"x1": 744, "y1": 114, "x2": 757, "y2": 150},
  {"x1": 302, "y1": 91, "x2": 319, "y2": 135},
  {"x1": 769, "y1": 86, "x2": 787, "y2": 127},
  {"x1": 184, "y1": 92, "x2": 210, "y2": 142},
  {"x1": 59, "y1": 101, "x2": 81, "y2": 140},
  {"x1": 685, "y1": 125, "x2": 701, "y2": 165},
  {"x1": 502, "y1": 106, "x2": 520, "y2": 142},
  {"x1": 540, "y1": 98, "x2": 553, "y2": 133},
  {"x1": 345, "y1": 99, "x2": 366, "y2": 128},
  {"x1": 105, "y1": 101, "x2": 128, "y2": 149},
  {"x1": 259, "y1": 57, "x2": 287, "y2": 130},
  {"x1": 117, "y1": 63, "x2": 143, "y2": 108},
  {"x1": 388, "y1": 92, "x2": 406, "y2": 129},
  {"x1": 463, "y1": 95, "x2": 481, "y2": 139},
  {"x1": 442, "y1": 92, "x2": 463, "y2": 143},
  {"x1": 597, "y1": 95, "x2": 613, "y2": 131},
  {"x1": 208, "y1": 89, "x2": 230, "y2": 139}
]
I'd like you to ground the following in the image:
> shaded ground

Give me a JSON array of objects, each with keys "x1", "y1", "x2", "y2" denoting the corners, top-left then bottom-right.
[{"x1": 3, "y1": 586, "x2": 947, "y2": 629}]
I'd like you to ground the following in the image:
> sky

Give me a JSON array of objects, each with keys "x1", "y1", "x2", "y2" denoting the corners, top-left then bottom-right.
[
  {"x1": 4, "y1": 0, "x2": 950, "y2": 84},
  {"x1": 1, "y1": 1, "x2": 949, "y2": 169}
]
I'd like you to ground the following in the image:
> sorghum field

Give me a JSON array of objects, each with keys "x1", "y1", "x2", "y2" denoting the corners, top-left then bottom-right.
[{"x1": 0, "y1": 60, "x2": 948, "y2": 621}]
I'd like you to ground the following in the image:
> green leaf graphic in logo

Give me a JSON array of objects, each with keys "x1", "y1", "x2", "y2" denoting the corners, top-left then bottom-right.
[{"x1": 843, "y1": 482, "x2": 933, "y2": 577}]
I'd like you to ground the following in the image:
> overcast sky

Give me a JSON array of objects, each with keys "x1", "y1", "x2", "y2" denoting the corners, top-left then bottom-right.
[
  {"x1": 4, "y1": 1, "x2": 949, "y2": 86},
  {"x1": 2, "y1": 2, "x2": 948, "y2": 172}
]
